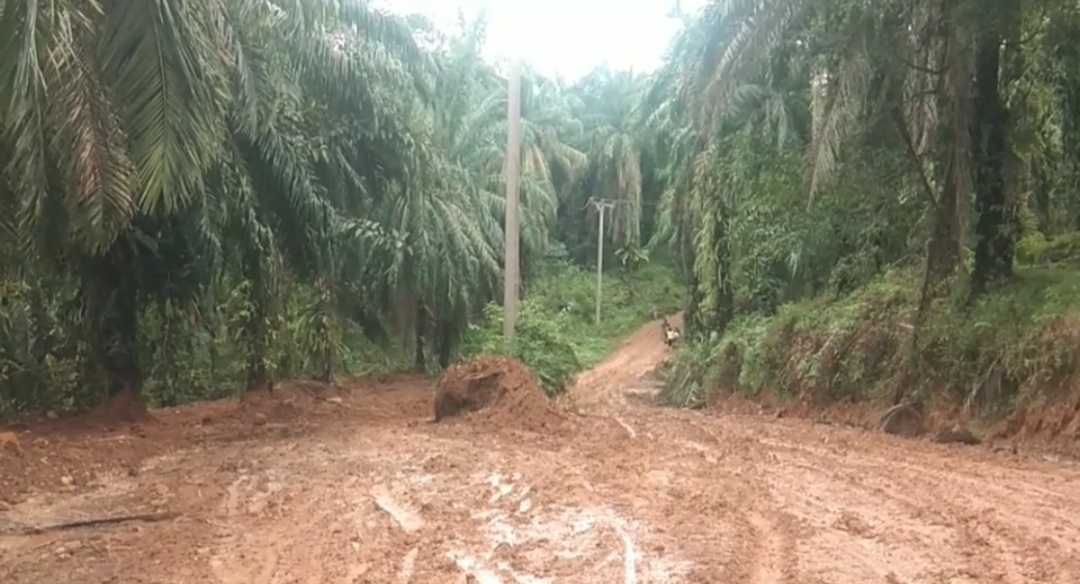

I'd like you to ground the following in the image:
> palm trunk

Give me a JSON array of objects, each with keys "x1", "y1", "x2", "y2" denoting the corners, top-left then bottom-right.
[
  {"x1": 85, "y1": 238, "x2": 147, "y2": 421},
  {"x1": 314, "y1": 274, "x2": 337, "y2": 384},
  {"x1": 706, "y1": 210, "x2": 735, "y2": 336},
  {"x1": 413, "y1": 309, "x2": 427, "y2": 372},
  {"x1": 1061, "y1": 79, "x2": 1080, "y2": 230},
  {"x1": 437, "y1": 329, "x2": 453, "y2": 369},
  {"x1": 242, "y1": 258, "x2": 273, "y2": 394},
  {"x1": 243, "y1": 292, "x2": 272, "y2": 394},
  {"x1": 918, "y1": 123, "x2": 966, "y2": 315},
  {"x1": 970, "y1": 16, "x2": 1017, "y2": 297},
  {"x1": 685, "y1": 271, "x2": 703, "y2": 338},
  {"x1": 896, "y1": 16, "x2": 973, "y2": 407},
  {"x1": 245, "y1": 359, "x2": 272, "y2": 393}
]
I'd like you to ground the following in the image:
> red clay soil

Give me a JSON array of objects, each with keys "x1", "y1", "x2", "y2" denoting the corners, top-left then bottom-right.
[
  {"x1": 571, "y1": 311, "x2": 683, "y2": 406},
  {"x1": 993, "y1": 389, "x2": 1080, "y2": 458},
  {"x1": 433, "y1": 355, "x2": 565, "y2": 432},
  {"x1": 3, "y1": 318, "x2": 1080, "y2": 584},
  {"x1": 0, "y1": 376, "x2": 432, "y2": 504}
]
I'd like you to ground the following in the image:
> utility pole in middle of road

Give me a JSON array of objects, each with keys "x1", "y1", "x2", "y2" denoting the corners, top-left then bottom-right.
[{"x1": 587, "y1": 197, "x2": 620, "y2": 326}]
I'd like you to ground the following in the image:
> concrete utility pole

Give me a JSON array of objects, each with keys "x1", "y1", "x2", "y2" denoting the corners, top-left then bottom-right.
[
  {"x1": 503, "y1": 60, "x2": 522, "y2": 341},
  {"x1": 588, "y1": 197, "x2": 619, "y2": 326}
]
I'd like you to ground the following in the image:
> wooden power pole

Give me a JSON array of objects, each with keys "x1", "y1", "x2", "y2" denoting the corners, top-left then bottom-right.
[
  {"x1": 588, "y1": 198, "x2": 618, "y2": 326},
  {"x1": 503, "y1": 60, "x2": 522, "y2": 341}
]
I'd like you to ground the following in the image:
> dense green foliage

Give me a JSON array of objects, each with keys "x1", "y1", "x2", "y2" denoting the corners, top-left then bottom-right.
[
  {"x1": 650, "y1": 0, "x2": 1080, "y2": 417},
  {"x1": 3, "y1": 0, "x2": 1080, "y2": 420},
  {"x1": 664, "y1": 268, "x2": 1080, "y2": 420},
  {"x1": 462, "y1": 262, "x2": 682, "y2": 395},
  {"x1": 0, "y1": 0, "x2": 674, "y2": 415}
]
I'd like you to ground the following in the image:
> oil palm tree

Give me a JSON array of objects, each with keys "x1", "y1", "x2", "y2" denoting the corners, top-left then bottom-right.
[
  {"x1": 0, "y1": 0, "x2": 431, "y2": 414},
  {"x1": 683, "y1": 0, "x2": 1024, "y2": 299},
  {"x1": 382, "y1": 18, "x2": 586, "y2": 367}
]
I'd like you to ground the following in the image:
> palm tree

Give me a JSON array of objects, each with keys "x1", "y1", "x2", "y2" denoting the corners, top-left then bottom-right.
[
  {"x1": 373, "y1": 16, "x2": 588, "y2": 368},
  {"x1": 0, "y1": 0, "x2": 431, "y2": 416},
  {"x1": 680, "y1": 0, "x2": 1028, "y2": 300},
  {"x1": 567, "y1": 69, "x2": 650, "y2": 253}
]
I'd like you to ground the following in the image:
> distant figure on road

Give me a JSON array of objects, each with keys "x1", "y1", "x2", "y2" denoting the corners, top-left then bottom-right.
[{"x1": 661, "y1": 318, "x2": 681, "y2": 347}]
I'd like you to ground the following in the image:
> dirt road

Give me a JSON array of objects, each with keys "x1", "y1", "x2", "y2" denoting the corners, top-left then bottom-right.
[{"x1": 2, "y1": 317, "x2": 1080, "y2": 583}]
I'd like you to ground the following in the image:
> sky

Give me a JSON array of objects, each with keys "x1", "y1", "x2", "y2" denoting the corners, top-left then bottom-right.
[{"x1": 378, "y1": 0, "x2": 707, "y2": 81}]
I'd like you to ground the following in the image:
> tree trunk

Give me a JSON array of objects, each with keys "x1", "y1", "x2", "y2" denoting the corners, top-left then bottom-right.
[
  {"x1": 436, "y1": 317, "x2": 454, "y2": 369},
  {"x1": 245, "y1": 360, "x2": 273, "y2": 393},
  {"x1": 1060, "y1": 78, "x2": 1080, "y2": 231},
  {"x1": 316, "y1": 358, "x2": 334, "y2": 385},
  {"x1": 413, "y1": 309, "x2": 427, "y2": 372},
  {"x1": 242, "y1": 257, "x2": 274, "y2": 394},
  {"x1": 314, "y1": 275, "x2": 337, "y2": 384},
  {"x1": 86, "y1": 238, "x2": 147, "y2": 422},
  {"x1": 918, "y1": 152, "x2": 965, "y2": 314},
  {"x1": 897, "y1": 16, "x2": 973, "y2": 407},
  {"x1": 685, "y1": 271, "x2": 703, "y2": 338},
  {"x1": 707, "y1": 211, "x2": 736, "y2": 337},
  {"x1": 970, "y1": 21, "x2": 1016, "y2": 297},
  {"x1": 437, "y1": 339, "x2": 452, "y2": 369},
  {"x1": 243, "y1": 290, "x2": 273, "y2": 395}
]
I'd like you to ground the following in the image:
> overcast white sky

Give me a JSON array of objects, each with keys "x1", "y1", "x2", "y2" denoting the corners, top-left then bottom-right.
[{"x1": 378, "y1": 0, "x2": 706, "y2": 80}]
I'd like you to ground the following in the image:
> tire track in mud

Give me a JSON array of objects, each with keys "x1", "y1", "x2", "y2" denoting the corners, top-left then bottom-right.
[
  {"x1": 763, "y1": 455, "x2": 996, "y2": 583},
  {"x1": 210, "y1": 474, "x2": 282, "y2": 584},
  {"x1": 591, "y1": 372, "x2": 1080, "y2": 584},
  {"x1": 743, "y1": 510, "x2": 794, "y2": 584},
  {"x1": 207, "y1": 443, "x2": 391, "y2": 584},
  {"x1": 200, "y1": 426, "x2": 708, "y2": 584},
  {"x1": 7, "y1": 316, "x2": 1080, "y2": 583},
  {"x1": 737, "y1": 424, "x2": 1080, "y2": 583}
]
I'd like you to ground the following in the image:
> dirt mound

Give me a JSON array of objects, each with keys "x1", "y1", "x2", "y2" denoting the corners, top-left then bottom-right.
[{"x1": 433, "y1": 356, "x2": 564, "y2": 432}]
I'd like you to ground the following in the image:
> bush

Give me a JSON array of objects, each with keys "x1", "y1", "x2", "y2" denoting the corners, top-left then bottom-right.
[
  {"x1": 663, "y1": 267, "x2": 1080, "y2": 421},
  {"x1": 462, "y1": 302, "x2": 582, "y2": 396}
]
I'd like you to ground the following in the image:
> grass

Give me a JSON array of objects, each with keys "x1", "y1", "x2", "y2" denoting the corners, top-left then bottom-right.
[{"x1": 663, "y1": 266, "x2": 1080, "y2": 421}]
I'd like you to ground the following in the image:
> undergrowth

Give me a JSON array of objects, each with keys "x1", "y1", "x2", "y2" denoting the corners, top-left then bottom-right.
[
  {"x1": 663, "y1": 267, "x2": 1080, "y2": 421},
  {"x1": 0, "y1": 259, "x2": 679, "y2": 416},
  {"x1": 462, "y1": 261, "x2": 682, "y2": 396}
]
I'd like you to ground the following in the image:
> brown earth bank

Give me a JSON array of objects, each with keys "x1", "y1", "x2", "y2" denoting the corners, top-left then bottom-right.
[
  {"x1": 704, "y1": 382, "x2": 1080, "y2": 461},
  {"x1": 2, "y1": 317, "x2": 1079, "y2": 583}
]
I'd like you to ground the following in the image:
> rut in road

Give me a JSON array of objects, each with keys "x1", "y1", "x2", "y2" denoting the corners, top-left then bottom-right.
[{"x1": 3, "y1": 315, "x2": 1080, "y2": 583}]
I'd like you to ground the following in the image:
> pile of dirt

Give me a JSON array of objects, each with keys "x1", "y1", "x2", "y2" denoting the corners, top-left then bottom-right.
[{"x1": 433, "y1": 356, "x2": 565, "y2": 432}]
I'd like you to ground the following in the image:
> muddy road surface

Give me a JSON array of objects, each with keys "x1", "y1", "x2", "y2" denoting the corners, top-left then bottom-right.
[{"x1": 2, "y1": 317, "x2": 1079, "y2": 583}]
